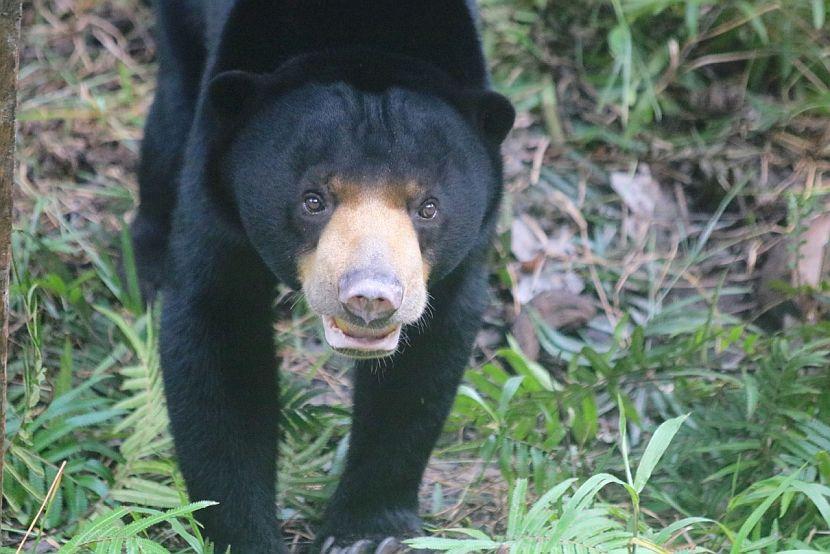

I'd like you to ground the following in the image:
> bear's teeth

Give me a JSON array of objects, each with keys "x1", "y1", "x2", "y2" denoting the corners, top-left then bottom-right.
[
  {"x1": 322, "y1": 316, "x2": 403, "y2": 357},
  {"x1": 333, "y1": 317, "x2": 396, "y2": 339}
]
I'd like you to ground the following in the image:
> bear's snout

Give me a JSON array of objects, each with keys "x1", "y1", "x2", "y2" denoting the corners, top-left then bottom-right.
[{"x1": 296, "y1": 184, "x2": 431, "y2": 358}]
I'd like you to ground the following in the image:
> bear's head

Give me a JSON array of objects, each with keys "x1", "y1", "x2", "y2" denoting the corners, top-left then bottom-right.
[{"x1": 205, "y1": 65, "x2": 514, "y2": 358}]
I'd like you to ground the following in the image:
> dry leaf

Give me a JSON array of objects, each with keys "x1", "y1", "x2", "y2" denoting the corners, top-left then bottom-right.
[
  {"x1": 610, "y1": 169, "x2": 662, "y2": 218},
  {"x1": 796, "y1": 212, "x2": 830, "y2": 288},
  {"x1": 513, "y1": 267, "x2": 584, "y2": 305},
  {"x1": 512, "y1": 290, "x2": 597, "y2": 360},
  {"x1": 510, "y1": 215, "x2": 551, "y2": 263},
  {"x1": 610, "y1": 165, "x2": 680, "y2": 242},
  {"x1": 758, "y1": 210, "x2": 830, "y2": 323}
]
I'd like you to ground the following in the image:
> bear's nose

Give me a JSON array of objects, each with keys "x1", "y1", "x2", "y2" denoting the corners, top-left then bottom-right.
[{"x1": 338, "y1": 269, "x2": 403, "y2": 324}]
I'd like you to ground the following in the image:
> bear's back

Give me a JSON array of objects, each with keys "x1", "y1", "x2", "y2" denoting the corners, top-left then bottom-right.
[{"x1": 209, "y1": 0, "x2": 489, "y2": 87}]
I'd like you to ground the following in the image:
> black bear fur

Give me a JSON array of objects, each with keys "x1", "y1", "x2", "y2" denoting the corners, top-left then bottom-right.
[{"x1": 132, "y1": 1, "x2": 514, "y2": 552}]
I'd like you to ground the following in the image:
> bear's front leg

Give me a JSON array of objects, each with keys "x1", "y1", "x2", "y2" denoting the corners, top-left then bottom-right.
[
  {"x1": 161, "y1": 233, "x2": 284, "y2": 553},
  {"x1": 317, "y1": 263, "x2": 488, "y2": 553}
]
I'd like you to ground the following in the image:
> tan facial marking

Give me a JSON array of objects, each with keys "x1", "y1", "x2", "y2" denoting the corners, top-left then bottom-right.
[{"x1": 298, "y1": 181, "x2": 430, "y2": 328}]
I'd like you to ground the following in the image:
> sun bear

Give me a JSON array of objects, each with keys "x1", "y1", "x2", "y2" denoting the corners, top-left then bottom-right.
[{"x1": 131, "y1": 1, "x2": 514, "y2": 552}]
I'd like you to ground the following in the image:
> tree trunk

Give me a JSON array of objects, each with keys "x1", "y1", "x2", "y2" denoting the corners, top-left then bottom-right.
[{"x1": 0, "y1": 0, "x2": 23, "y2": 526}]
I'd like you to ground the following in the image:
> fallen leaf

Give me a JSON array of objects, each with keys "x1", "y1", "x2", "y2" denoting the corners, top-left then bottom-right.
[
  {"x1": 796, "y1": 212, "x2": 830, "y2": 288},
  {"x1": 758, "y1": 209, "x2": 830, "y2": 324},
  {"x1": 610, "y1": 168, "x2": 662, "y2": 218},
  {"x1": 511, "y1": 215, "x2": 549, "y2": 262},
  {"x1": 512, "y1": 290, "x2": 597, "y2": 360},
  {"x1": 513, "y1": 266, "x2": 584, "y2": 305}
]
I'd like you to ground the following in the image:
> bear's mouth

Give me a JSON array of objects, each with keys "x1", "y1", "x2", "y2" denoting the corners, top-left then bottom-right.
[{"x1": 322, "y1": 316, "x2": 402, "y2": 358}]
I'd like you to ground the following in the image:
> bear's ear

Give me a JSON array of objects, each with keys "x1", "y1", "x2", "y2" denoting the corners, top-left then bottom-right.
[
  {"x1": 462, "y1": 90, "x2": 516, "y2": 145},
  {"x1": 206, "y1": 70, "x2": 265, "y2": 121}
]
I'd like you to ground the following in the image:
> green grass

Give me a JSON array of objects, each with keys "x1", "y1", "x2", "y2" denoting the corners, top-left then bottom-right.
[{"x1": 3, "y1": 0, "x2": 830, "y2": 552}]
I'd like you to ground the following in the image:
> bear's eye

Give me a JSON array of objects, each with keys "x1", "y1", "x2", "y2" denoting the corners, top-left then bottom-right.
[
  {"x1": 417, "y1": 200, "x2": 438, "y2": 220},
  {"x1": 302, "y1": 192, "x2": 326, "y2": 215}
]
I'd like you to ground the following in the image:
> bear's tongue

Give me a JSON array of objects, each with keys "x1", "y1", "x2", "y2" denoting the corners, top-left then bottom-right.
[{"x1": 322, "y1": 316, "x2": 401, "y2": 355}]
